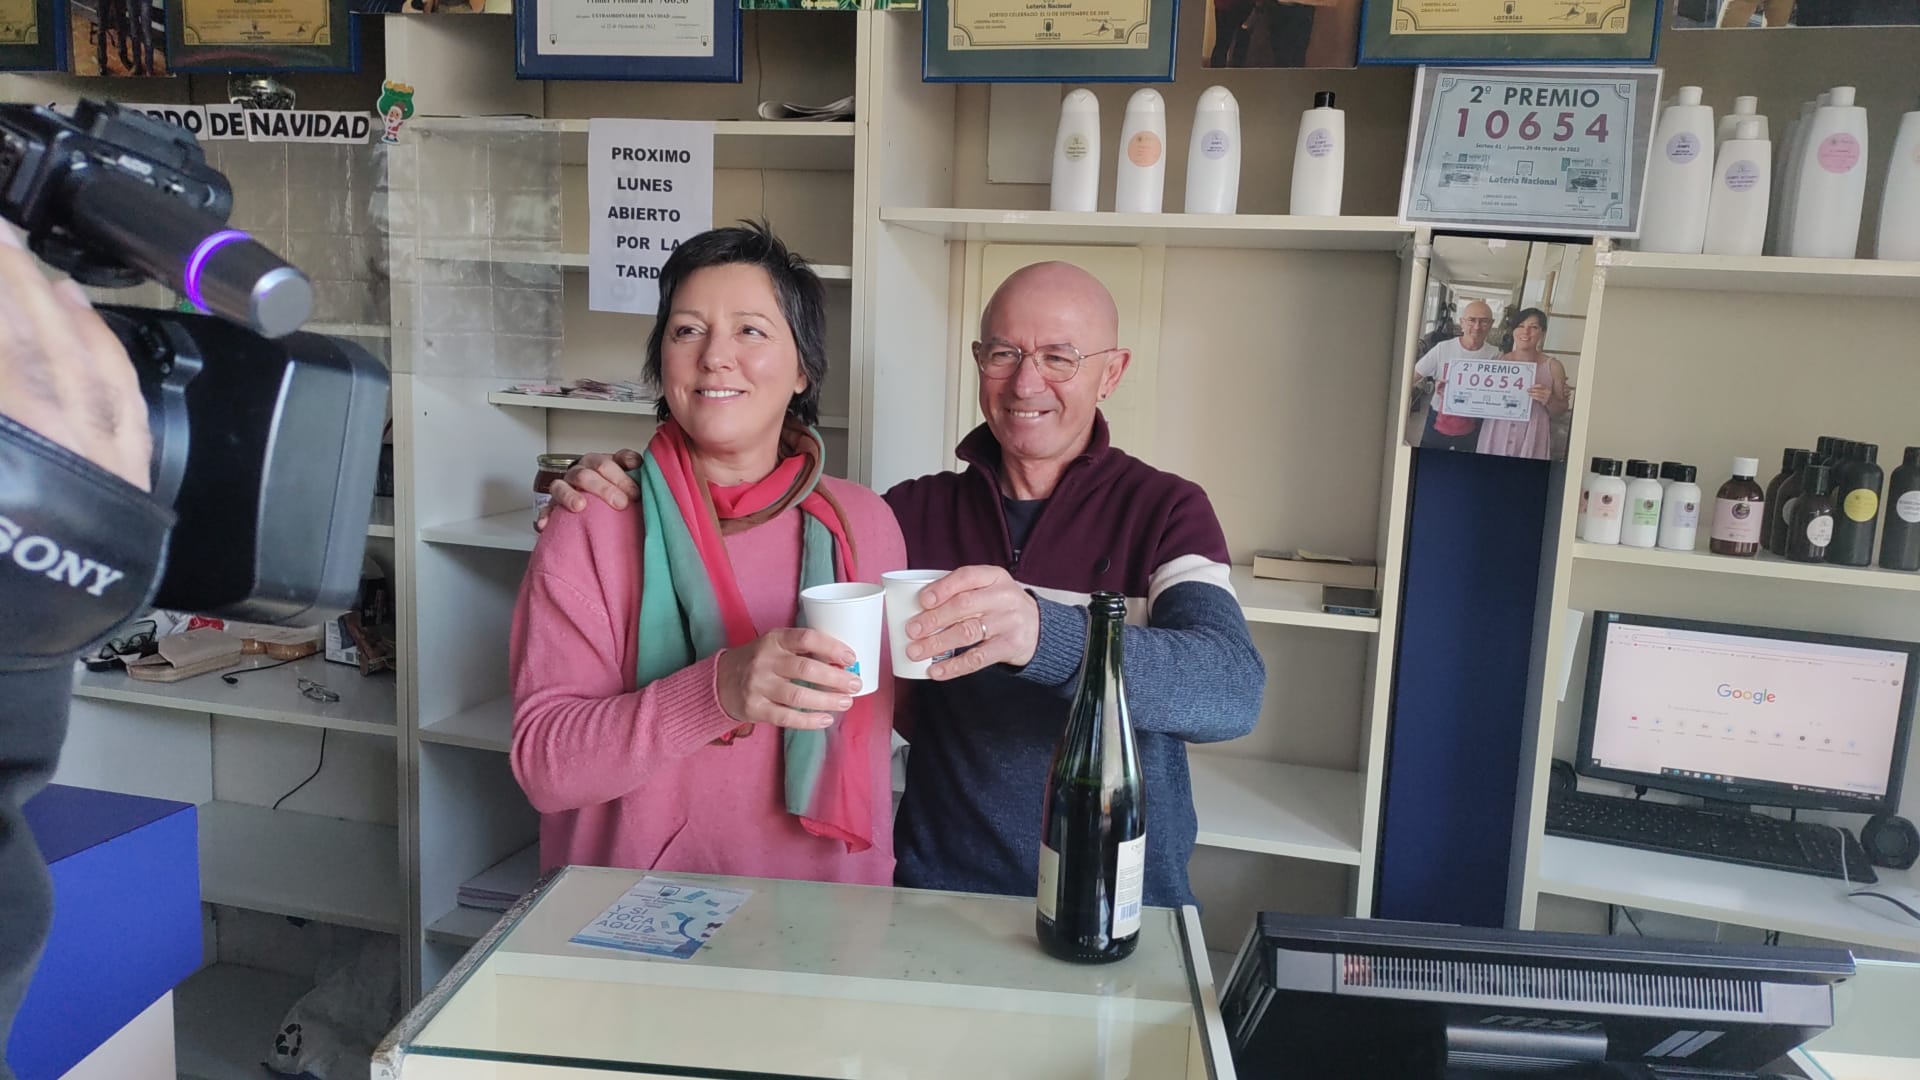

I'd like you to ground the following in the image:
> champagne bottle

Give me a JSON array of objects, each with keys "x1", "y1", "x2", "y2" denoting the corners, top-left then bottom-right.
[{"x1": 1036, "y1": 592, "x2": 1147, "y2": 964}]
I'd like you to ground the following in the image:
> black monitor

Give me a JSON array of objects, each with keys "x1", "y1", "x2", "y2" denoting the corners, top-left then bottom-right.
[
  {"x1": 1576, "y1": 611, "x2": 1919, "y2": 815},
  {"x1": 1222, "y1": 913, "x2": 1856, "y2": 1079}
]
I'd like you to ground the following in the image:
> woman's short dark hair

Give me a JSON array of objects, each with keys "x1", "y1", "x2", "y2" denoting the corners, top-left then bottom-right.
[
  {"x1": 1506, "y1": 306, "x2": 1548, "y2": 347},
  {"x1": 644, "y1": 221, "x2": 829, "y2": 427}
]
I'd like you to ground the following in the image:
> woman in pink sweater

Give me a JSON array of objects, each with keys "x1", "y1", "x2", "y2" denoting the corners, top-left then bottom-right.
[{"x1": 509, "y1": 224, "x2": 905, "y2": 886}]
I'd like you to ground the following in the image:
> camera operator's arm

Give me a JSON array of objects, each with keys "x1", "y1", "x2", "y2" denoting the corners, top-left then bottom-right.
[{"x1": 0, "y1": 222, "x2": 172, "y2": 1054}]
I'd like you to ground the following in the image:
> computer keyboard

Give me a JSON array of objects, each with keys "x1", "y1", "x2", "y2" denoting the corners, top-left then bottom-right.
[{"x1": 1545, "y1": 791, "x2": 1878, "y2": 884}]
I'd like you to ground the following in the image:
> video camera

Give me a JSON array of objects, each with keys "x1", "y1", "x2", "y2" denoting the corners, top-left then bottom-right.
[{"x1": 0, "y1": 100, "x2": 389, "y2": 624}]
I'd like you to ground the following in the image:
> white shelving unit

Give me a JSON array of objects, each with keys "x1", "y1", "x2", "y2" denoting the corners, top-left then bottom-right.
[
  {"x1": 199, "y1": 801, "x2": 404, "y2": 934},
  {"x1": 423, "y1": 906, "x2": 503, "y2": 950},
  {"x1": 1189, "y1": 756, "x2": 1364, "y2": 865},
  {"x1": 488, "y1": 389, "x2": 851, "y2": 428},
  {"x1": 73, "y1": 657, "x2": 398, "y2": 737},
  {"x1": 1510, "y1": 236, "x2": 1920, "y2": 955},
  {"x1": 419, "y1": 696, "x2": 514, "y2": 753},
  {"x1": 879, "y1": 207, "x2": 1413, "y2": 252}
]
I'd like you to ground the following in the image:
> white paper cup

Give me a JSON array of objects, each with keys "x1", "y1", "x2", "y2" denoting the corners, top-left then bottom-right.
[
  {"x1": 882, "y1": 570, "x2": 949, "y2": 680},
  {"x1": 799, "y1": 582, "x2": 885, "y2": 697}
]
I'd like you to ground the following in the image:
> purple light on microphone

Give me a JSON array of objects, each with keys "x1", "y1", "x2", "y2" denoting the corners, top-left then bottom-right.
[{"x1": 184, "y1": 229, "x2": 250, "y2": 314}]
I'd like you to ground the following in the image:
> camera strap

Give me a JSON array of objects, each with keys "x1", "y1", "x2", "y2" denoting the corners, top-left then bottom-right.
[{"x1": 0, "y1": 413, "x2": 174, "y2": 672}]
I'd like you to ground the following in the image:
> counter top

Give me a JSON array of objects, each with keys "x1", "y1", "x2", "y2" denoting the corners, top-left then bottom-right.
[{"x1": 377, "y1": 865, "x2": 1232, "y2": 1079}]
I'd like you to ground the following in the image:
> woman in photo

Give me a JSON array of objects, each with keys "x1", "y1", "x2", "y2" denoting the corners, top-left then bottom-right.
[
  {"x1": 1475, "y1": 307, "x2": 1570, "y2": 461},
  {"x1": 509, "y1": 222, "x2": 905, "y2": 885}
]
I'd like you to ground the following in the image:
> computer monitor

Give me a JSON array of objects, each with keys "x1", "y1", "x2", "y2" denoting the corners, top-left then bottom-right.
[
  {"x1": 1222, "y1": 913, "x2": 1855, "y2": 1079},
  {"x1": 1576, "y1": 611, "x2": 1919, "y2": 815}
]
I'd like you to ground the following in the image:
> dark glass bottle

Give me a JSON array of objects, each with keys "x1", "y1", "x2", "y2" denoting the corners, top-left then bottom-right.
[
  {"x1": 1036, "y1": 592, "x2": 1146, "y2": 964},
  {"x1": 1882, "y1": 447, "x2": 1920, "y2": 572},
  {"x1": 1830, "y1": 442, "x2": 1883, "y2": 568},
  {"x1": 1710, "y1": 457, "x2": 1765, "y2": 558},
  {"x1": 1762, "y1": 448, "x2": 1810, "y2": 555},
  {"x1": 1787, "y1": 465, "x2": 1837, "y2": 563},
  {"x1": 1771, "y1": 458, "x2": 1815, "y2": 556}
]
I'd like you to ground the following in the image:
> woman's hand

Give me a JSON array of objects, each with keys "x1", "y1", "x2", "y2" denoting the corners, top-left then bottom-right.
[
  {"x1": 1527, "y1": 383, "x2": 1551, "y2": 404},
  {"x1": 536, "y1": 449, "x2": 642, "y2": 531},
  {"x1": 906, "y1": 566, "x2": 1042, "y2": 680},
  {"x1": 716, "y1": 628, "x2": 861, "y2": 729}
]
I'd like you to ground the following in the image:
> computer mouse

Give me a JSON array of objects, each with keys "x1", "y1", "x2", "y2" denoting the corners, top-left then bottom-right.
[{"x1": 1845, "y1": 885, "x2": 1920, "y2": 928}]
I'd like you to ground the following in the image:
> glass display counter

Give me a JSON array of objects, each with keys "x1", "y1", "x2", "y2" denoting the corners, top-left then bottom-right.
[{"x1": 375, "y1": 865, "x2": 1233, "y2": 1079}]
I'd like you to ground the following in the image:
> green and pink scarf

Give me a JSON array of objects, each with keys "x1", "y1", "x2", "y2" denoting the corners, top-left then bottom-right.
[{"x1": 633, "y1": 417, "x2": 875, "y2": 852}]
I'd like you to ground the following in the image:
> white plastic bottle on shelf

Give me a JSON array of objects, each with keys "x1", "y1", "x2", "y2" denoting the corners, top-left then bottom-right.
[
  {"x1": 1184, "y1": 86, "x2": 1242, "y2": 215},
  {"x1": 1704, "y1": 119, "x2": 1772, "y2": 256},
  {"x1": 1114, "y1": 89, "x2": 1167, "y2": 214},
  {"x1": 1582, "y1": 460, "x2": 1627, "y2": 545},
  {"x1": 1049, "y1": 90, "x2": 1101, "y2": 213},
  {"x1": 1787, "y1": 86, "x2": 1870, "y2": 259},
  {"x1": 1658, "y1": 465, "x2": 1704, "y2": 551},
  {"x1": 1874, "y1": 101, "x2": 1920, "y2": 260},
  {"x1": 1621, "y1": 460, "x2": 1665, "y2": 548},
  {"x1": 1289, "y1": 91, "x2": 1345, "y2": 216},
  {"x1": 1772, "y1": 95, "x2": 1821, "y2": 254},
  {"x1": 1717, "y1": 95, "x2": 1768, "y2": 150},
  {"x1": 1637, "y1": 87, "x2": 1716, "y2": 254}
]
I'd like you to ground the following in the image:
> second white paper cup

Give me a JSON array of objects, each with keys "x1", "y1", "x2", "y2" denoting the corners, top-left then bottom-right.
[
  {"x1": 882, "y1": 570, "x2": 949, "y2": 680},
  {"x1": 799, "y1": 582, "x2": 885, "y2": 697}
]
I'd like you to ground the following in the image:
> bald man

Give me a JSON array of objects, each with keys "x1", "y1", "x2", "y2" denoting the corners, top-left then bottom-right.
[
  {"x1": 877, "y1": 261, "x2": 1262, "y2": 908},
  {"x1": 1411, "y1": 299, "x2": 1500, "y2": 453},
  {"x1": 541, "y1": 261, "x2": 1264, "y2": 908}
]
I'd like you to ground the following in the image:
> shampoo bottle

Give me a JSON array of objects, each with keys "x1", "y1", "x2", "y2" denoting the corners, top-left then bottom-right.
[
  {"x1": 1049, "y1": 89, "x2": 1101, "y2": 213},
  {"x1": 1113, "y1": 89, "x2": 1167, "y2": 214},
  {"x1": 1638, "y1": 87, "x2": 1716, "y2": 254},
  {"x1": 1659, "y1": 465, "x2": 1704, "y2": 551},
  {"x1": 1874, "y1": 100, "x2": 1920, "y2": 260},
  {"x1": 1621, "y1": 460, "x2": 1665, "y2": 548},
  {"x1": 1717, "y1": 95, "x2": 1768, "y2": 150},
  {"x1": 1704, "y1": 119, "x2": 1772, "y2": 256},
  {"x1": 1290, "y1": 91, "x2": 1345, "y2": 216},
  {"x1": 1830, "y1": 442, "x2": 1884, "y2": 567},
  {"x1": 1578, "y1": 456, "x2": 1613, "y2": 535},
  {"x1": 1185, "y1": 86, "x2": 1242, "y2": 215},
  {"x1": 1787, "y1": 86, "x2": 1870, "y2": 259},
  {"x1": 1772, "y1": 96, "x2": 1821, "y2": 254},
  {"x1": 1762, "y1": 448, "x2": 1811, "y2": 554},
  {"x1": 1786, "y1": 464, "x2": 1837, "y2": 563},
  {"x1": 1710, "y1": 457, "x2": 1765, "y2": 558},
  {"x1": 1880, "y1": 447, "x2": 1920, "y2": 572},
  {"x1": 1582, "y1": 459, "x2": 1627, "y2": 545}
]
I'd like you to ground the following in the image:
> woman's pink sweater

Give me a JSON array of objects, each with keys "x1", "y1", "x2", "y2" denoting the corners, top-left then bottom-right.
[{"x1": 508, "y1": 475, "x2": 905, "y2": 885}]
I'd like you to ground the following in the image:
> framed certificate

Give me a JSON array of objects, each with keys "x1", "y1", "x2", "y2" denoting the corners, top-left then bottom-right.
[
  {"x1": 165, "y1": 0, "x2": 355, "y2": 71},
  {"x1": 1358, "y1": 0, "x2": 1661, "y2": 64},
  {"x1": 922, "y1": 0, "x2": 1177, "y2": 82},
  {"x1": 516, "y1": 0, "x2": 739, "y2": 81},
  {"x1": 0, "y1": 0, "x2": 65, "y2": 70},
  {"x1": 1399, "y1": 65, "x2": 1661, "y2": 237}
]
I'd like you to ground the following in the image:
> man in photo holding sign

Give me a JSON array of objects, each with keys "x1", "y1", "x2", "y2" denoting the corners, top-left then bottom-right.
[
  {"x1": 1474, "y1": 307, "x2": 1567, "y2": 461},
  {"x1": 1411, "y1": 299, "x2": 1499, "y2": 452}
]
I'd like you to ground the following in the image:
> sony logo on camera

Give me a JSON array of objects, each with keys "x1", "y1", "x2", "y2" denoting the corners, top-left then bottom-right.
[{"x1": 0, "y1": 514, "x2": 127, "y2": 597}]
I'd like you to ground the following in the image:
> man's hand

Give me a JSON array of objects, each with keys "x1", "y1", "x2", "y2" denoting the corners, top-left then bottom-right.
[
  {"x1": 535, "y1": 449, "x2": 641, "y2": 532},
  {"x1": 906, "y1": 566, "x2": 1041, "y2": 680},
  {"x1": 0, "y1": 224, "x2": 150, "y2": 492},
  {"x1": 715, "y1": 628, "x2": 862, "y2": 730}
]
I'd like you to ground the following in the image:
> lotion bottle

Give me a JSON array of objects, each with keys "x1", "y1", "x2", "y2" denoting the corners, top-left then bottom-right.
[
  {"x1": 1658, "y1": 465, "x2": 1703, "y2": 551},
  {"x1": 1880, "y1": 447, "x2": 1920, "y2": 572},
  {"x1": 1582, "y1": 459, "x2": 1627, "y2": 545},
  {"x1": 1621, "y1": 460, "x2": 1666, "y2": 548},
  {"x1": 1184, "y1": 86, "x2": 1242, "y2": 215},
  {"x1": 1113, "y1": 88, "x2": 1167, "y2": 214},
  {"x1": 1772, "y1": 96, "x2": 1821, "y2": 254},
  {"x1": 1874, "y1": 100, "x2": 1920, "y2": 260},
  {"x1": 1049, "y1": 89, "x2": 1101, "y2": 213},
  {"x1": 1704, "y1": 119, "x2": 1772, "y2": 256},
  {"x1": 1638, "y1": 86, "x2": 1716, "y2": 254},
  {"x1": 1290, "y1": 91, "x2": 1345, "y2": 216},
  {"x1": 1711, "y1": 457, "x2": 1766, "y2": 558},
  {"x1": 1717, "y1": 95, "x2": 1768, "y2": 150},
  {"x1": 1787, "y1": 86, "x2": 1870, "y2": 259}
]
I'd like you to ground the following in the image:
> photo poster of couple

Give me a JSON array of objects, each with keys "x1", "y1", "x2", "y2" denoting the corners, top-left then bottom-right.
[
  {"x1": 1671, "y1": 0, "x2": 1919, "y2": 28},
  {"x1": 1203, "y1": 0, "x2": 1358, "y2": 68},
  {"x1": 1403, "y1": 237, "x2": 1593, "y2": 464}
]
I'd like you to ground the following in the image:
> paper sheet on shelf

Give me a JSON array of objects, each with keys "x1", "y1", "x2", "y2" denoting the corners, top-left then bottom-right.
[{"x1": 570, "y1": 877, "x2": 752, "y2": 960}]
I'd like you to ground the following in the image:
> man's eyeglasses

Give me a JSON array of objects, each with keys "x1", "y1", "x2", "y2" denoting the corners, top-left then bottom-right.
[
  {"x1": 84, "y1": 619, "x2": 157, "y2": 671},
  {"x1": 972, "y1": 341, "x2": 1119, "y2": 383}
]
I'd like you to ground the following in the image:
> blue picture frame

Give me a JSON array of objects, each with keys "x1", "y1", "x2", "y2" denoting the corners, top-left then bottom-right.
[
  {"x1": 1356, "y1": 0, "x2": 1660, "y2": 65},
  {"x1": 922, "y1": 0, "x2": 1178, "y2": 82},
  {"x1": 0, "y1": 0, "x2": 68, "y2": 71},
  {"x1": 516, "y1": 0, "x2": 740, "y2": 81}
]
